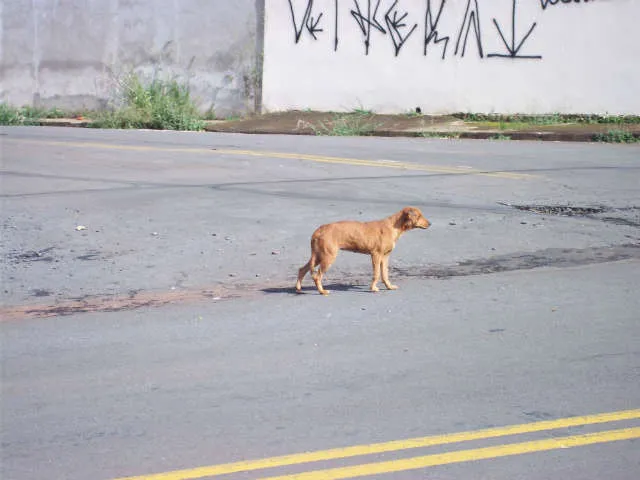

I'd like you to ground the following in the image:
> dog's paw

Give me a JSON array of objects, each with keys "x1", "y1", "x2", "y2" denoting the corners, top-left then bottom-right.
[
  {"x1": 386, "y1": 284, "x2": 399, "y2": 290},
  {"x1": 370, "y1": 286, "x2": 380, "y2": 293}
]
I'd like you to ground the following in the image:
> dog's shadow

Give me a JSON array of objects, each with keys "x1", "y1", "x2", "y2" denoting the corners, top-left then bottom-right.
[{"x1": 262, "y1": 283, "x2": 369, "y2": 295}]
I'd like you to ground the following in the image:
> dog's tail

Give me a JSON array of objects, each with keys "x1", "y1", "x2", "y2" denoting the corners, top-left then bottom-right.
[{"x1": 308, "y1": 251, "x2": 317, "y2": 273}]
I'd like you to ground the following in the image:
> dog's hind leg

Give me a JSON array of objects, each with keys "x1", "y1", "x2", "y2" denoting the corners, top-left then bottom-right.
[
  {"x1": 295, "y1": 254, "x2": 316, "y2": 292},
  {"x1": 312, "y1": 254, "x2": 335, "y2": 296}
]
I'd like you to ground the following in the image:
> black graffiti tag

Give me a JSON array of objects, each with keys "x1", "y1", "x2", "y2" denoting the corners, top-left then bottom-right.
[
  {"x1": 424, "y1": 0, "x2": 450, "y2": 59},
  {"x1": 540, "y1": 0, "x2": 593, "y2": 9},
  {"x1": 351, "y1": 0, "x2": 386, "y2": 55},
  {"x1": 384, "y1": 0, "x2": 418, "y2": 56},
  {"x1": 489, "y1": 0, "x2": 541, "y2": 59},
  {"x1": 288, "y1": 0, "x2": 324, "y2": 43},
  {"x1": 286, "y1": 0, "x2": 592, "y2": 59},
  {"x1": 455, "y1": 0, "x2": 484, "y2": 58}
]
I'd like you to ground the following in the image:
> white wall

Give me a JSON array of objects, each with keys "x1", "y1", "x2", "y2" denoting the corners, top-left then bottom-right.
[{"x1": 263, "y1": 0, "x2": 640, "y2": 114}]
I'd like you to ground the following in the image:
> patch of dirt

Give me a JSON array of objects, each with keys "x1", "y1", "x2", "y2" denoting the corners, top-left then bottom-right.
[
  {"x1": 204, "y1": 111, "x2": 458, "y2": 135},
  {"x1": 0, "y1": 286, "x2": 247, "y2": 321}
]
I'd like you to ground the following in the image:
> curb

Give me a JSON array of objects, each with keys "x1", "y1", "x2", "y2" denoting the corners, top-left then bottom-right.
[
  {"x1": 29, "y1": 119, "x2": 640, "y2": 143},
  {"x1": 202, "y1": 127, "x2": 607, "y2": 143}
]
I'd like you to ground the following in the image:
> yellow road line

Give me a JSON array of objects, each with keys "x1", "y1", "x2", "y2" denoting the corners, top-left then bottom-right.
[
  {"x1": 261, "y1": 427, "x2": 640, "y2": 480},
  {"x1": 112, "y1": 409, "x2": 640, "y2": 480},
  {"x1": 5, "y1": 138, "x2": 533, "y2": 179}
]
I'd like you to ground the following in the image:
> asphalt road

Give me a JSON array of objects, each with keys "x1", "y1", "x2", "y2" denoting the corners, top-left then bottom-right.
[{"x1": 1, "y1": 127, "x2": 639, "y2": 480}]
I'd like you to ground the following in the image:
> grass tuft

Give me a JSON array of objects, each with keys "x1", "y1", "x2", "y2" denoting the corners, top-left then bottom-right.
[
  {"x1": 489, "y1": 134, "x2": 512, "y2": 141},
  {"x1": 90, "y1": 74, "x2": 204, "y2": 131},
  {"x1": 0, "y1": 104, "x2": 66, "y2": 125},
  {"x1": 311, "y1": 112, "x2": 380, "y2": 136},
  {"x1": 420, "y1": 131, "x2": 461, "y2": 139}
]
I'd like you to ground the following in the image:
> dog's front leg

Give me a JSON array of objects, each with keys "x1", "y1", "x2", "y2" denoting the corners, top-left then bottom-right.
[
  {"x1": 381, "y1": 254, "x2": 398, "y2": 290},
  {"x1": 370, "y1": 253, "x2": 382, "y2": 292}
]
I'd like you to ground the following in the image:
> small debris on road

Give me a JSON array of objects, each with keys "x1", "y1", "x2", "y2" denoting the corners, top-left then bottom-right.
[{"x1": 75, "y1": 225, "x2": 87, "y2": 231}]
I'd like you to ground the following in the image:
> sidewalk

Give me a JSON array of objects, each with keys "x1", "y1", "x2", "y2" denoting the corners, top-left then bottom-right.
[{"x1": 37, "y1": 111, "x2": 640, "y2": 142}]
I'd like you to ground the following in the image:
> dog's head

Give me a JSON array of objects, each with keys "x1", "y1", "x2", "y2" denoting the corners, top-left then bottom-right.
[{"x1": 400, "y1": 207, "x2": 431, "y2": 230}]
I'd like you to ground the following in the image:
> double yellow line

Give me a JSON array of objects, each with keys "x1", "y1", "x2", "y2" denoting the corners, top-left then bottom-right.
[
  {"x1": 5, "y1": 138, "x2": 532, "y2": 179},
  {"x1": 115, "y1": 409, "x2": 640, "y2": 480}
]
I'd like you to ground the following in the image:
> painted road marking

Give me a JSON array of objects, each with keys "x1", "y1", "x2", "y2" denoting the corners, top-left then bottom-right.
[
  {"x1": 4, "y1": 138, "x2": 534, "y2": 180},
  {"x1": 113, "y1": 409, "x2": 640, "y2": 480},
  {"x1": 260, "y1": 427, "x2": 640, "y2": 480}
]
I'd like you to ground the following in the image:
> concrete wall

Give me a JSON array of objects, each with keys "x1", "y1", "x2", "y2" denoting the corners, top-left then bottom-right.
[
  {"x1": 263, "y1": 0, "x2": 640, "y2": 114},
  {"x1": 0, "y1": 0, "x2": 262, "y2": 117}
]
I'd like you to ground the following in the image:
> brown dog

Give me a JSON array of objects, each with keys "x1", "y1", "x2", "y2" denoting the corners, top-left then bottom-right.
[{"x1": 296, "y1": 207, "x2": 430, "y2": 295}]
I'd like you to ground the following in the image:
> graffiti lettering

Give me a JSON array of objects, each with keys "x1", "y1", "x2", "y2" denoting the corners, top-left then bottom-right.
[
  {"x1": 351, "y1": 0, "x2": 386, "y2": 55},
  {"x1": 384, "y1": 1, "x2": 418, "y2": 56},
  {"x1": 489, "y1": 0, "x2": 541, "y2": 59},
  {"x1": 334, "y1": 0, "x2": 339, "y2": 50},
  {"x1": 285, "y1": 0, "x2": 595, "y2": 59},
  {"x1": 288, "y1": 0, "x2": 324, "y2": 43},
  {"x1": 424, "y1": 0, "x2": 450, "y2": 59},
  {"x1": 454, "y1": 0, "x2": 483, "y2": 58},
  {"x1": 541, "y1": 0, "x2": 592, "y2": 10}
]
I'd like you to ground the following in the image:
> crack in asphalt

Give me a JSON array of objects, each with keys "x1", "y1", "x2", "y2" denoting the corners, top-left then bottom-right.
[{"x1": 2, "y1": 244, "x2": 638, "y2": 320}]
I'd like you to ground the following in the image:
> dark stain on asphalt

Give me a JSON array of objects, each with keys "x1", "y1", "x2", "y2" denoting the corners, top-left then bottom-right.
[
  {"x1": 31, "y1": 289, "x2": 52, "y2": 297},
  {"x1": 9, "y1": 247, "x2": 56, "y2": 263},
  {"x1": 500, "y1": 203, "x2": 640, "y2": 228},
  {"x1": 75, "y1": 250, "x2": 102, "y2": 261},
  {"x1": 503, "y1": 204, "x2": 608, "y2": 216},
  {"x1": 391, "y1": 244, "x2": 640, "y2": 279}
]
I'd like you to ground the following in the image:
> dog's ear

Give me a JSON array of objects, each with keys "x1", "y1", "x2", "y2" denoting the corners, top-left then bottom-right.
[{"x1": 401, "y1": 208, "x2": 417, "y2": 230}]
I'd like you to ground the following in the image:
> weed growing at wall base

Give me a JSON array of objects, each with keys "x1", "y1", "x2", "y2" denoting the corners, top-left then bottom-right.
[
  {"x1": 420, "y1": 132, "x2": 461, "y2": 139},
  {"x1": 592, "y1": 130, "x2": 640, "y2": 143},
  {"x1": 90, "y1": 74, "x2": 204, "y2": 131},
  {"x1": 489, "y1": 134, "x2": 512, "y2": 141},
  {"x1": 456, "y1": 113, "x2": 640, "y2": 125},
  {"x1": 0, "y1": 104, "x2": 65, "y2": 125}
]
